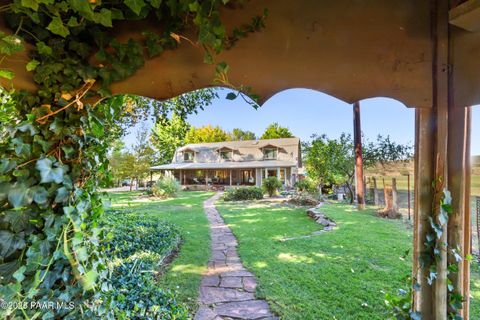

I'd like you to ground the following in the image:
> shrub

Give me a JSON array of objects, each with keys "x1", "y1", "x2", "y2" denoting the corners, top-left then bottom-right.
[
  {"x1": 152, "y1": 175, "x2": 180, "y2": 198},
  {"x1": 262, "y1": 176, "x2": 282, "y2": 197},
  {"x1": 223, "y1": 186, "x2": 264, "y2": 201},
  {"x1": 288, "y1": 193, "x2": 320, "y2": 206},
  {"x1": 295, "y1": 178, "x2": 317, "y2": 193},
  {"x1": 101, "y1": 211, "x2": 187, "y2": 319}
]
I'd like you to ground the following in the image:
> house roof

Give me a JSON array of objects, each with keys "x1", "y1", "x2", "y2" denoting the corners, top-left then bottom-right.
[
  {"x1": 177, "y1": 137, "x2": 300, "y2": 152},
  {"x1": 150, "y1": 160, "x2": 297, "y2": 171}
]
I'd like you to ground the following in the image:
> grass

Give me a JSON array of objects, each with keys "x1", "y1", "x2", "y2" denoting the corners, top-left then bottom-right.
[
  {"x1": 216, "y1": 200, "x2": 412, "y2": 319},
  {"x1": 216, "y1": 200, "x2": 480, "y2": 319},
  {"x1": 107, "y1": 191, "x2": 214, "y2": 313}
]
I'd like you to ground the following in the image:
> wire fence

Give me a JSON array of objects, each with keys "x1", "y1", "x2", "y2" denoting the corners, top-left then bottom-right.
[{"x1": 365, "y1": 176, "x2": 480, "y2": 257}]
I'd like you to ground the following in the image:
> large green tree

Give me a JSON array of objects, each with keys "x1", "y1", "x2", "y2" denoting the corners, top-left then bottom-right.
[
  {"x1": 304, "y1": 133, "x2": 412, "y2": 202},
  {"x1": 229, "y1": 128, "x2": 256, "y2": 141},
  {"x1": 185, "y1": 124, "x2": 231, "y2": 143},
  {"x1": 150, "y1": 113, "x2": 191, "y2": 164},
  {"x1": 260, "y1": 122, "x2": 294, "y2": 139}
]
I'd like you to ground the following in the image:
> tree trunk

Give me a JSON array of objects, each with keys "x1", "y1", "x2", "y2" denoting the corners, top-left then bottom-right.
[
  {"x1": 378, "y1": 179, "x2": 401, "y2": 219},
  {"x1": 129, "y1": 177, "x2": 134, "y2": 191},
  {"x1": 345, "y1": 183, "x2": 354, "y2": 204}
]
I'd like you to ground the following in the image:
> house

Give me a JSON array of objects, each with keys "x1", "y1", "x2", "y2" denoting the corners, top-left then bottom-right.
[{"x1": 150, "y1": 137, "x2": 302, "y2": 188}]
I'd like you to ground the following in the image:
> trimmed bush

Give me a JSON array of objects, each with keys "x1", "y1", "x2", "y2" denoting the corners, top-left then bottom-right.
[
  {"x1": 152, "y1": 175, "x2": 180, "y2": 198},
  {"x1": 295, "y1": 179, "x2": 317, "y2": 193},
  {"x1": 101, "y1": 211, "x2": 187, "y2": 319},
  {"x1": 262, "y1": 176, "x2": 282, "y2": 197},
  {"x1": 288, "y1": 193, "x2": 320, "y2": 206},
  {"x1": 223, "y1": 186, "x2": 264, "y2": 201}
]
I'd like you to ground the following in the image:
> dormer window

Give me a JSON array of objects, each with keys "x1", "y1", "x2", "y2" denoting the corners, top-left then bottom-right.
[
  {"x1": 220, "y1": 150, "x2": 232, "y2": 160},
  {"x1": 263, "y1": 148, "x2": 277, "y2": 160},
  {"x1": 183, "y1": 151, "x2": 194, "y2": 162}
]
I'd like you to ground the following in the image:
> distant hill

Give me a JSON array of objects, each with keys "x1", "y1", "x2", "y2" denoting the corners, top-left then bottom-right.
[{"x1": 473, "y1": 155, "x2": 480, "y2": 167}]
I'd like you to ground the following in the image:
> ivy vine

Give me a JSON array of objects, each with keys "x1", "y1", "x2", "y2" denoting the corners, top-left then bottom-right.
[{"x1": 0, "y1": 0, "x2": 266, "y2": 318}]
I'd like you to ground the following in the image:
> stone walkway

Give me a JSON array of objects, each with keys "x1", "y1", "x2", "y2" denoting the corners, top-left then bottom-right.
[{"x1": 194, "y1": 193, "x2": 277, "y2": 320}]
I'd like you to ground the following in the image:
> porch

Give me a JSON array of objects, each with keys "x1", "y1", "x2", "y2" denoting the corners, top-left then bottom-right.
[{"x1": 163, "y1": 167, "x2": 295, "y2": 187}]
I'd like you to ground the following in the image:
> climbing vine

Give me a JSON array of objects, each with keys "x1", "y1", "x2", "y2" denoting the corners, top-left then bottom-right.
[
  {"x1": 386, "y1": 177, "x2": 468, "y2": 319},
  {"x1": 0, "y1": 1, "x2": 266, "y2": 318}
]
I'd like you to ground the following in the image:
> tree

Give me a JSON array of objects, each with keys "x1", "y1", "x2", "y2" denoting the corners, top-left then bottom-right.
[
  {"x1": 304, "y1": 133, "x2": 412, "y2": 203},
  {"x1": 260, "y1": 122, "x2": 294, "y2": 139},
  {"x1": 150, "y1": 113, "x2": 190, "y2": 164},
  {"x1": 185, "y1": 124, "x2": 231, "y2": 143},
  {"x1": 130, "y1": 125, "x2": 156, "y2": 190},
  {"x1": 230, "y1": 128, "x2": 256, "y2": 141}
]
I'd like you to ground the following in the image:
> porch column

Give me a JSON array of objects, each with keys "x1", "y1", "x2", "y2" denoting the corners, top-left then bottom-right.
[
  {"x1": 180, "y1": 170, "x2": 183, "y2": 184},
  {"x1": 229, "y1": 169, "x2": 232, "y2": 186},
  {"x1": 413, "y1": 0, "x2": 471, "y2": 317},
  {"x1": 277, "y1": 168, "x2": 280, "y2": 181},
  {"x1": 284, "y1": 168, "x2": 287, "y2": 186},
  {"x1": 447, "y1": 106, "x2": 472, "y2": 319},
  {"x1": 353, "y1": 101, "x2": 365, "y2": 210},
  {"x1": 265, "y1": 168, "x2": 268, "y2": 178},
  {"x1": 205, "y1": 170, "x2": 208, "y2": 187}
]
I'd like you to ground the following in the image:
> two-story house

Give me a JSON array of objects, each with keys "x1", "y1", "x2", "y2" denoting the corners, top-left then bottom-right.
[{"x1": 150, "y1": 137, "x2": 302, "y2": 188}]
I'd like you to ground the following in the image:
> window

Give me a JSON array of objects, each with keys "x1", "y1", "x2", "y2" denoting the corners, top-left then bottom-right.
[
  {"x1": 263, "y1": 148, "x2": 277, "y2": 160},
  {"x1": 220, "y1": 150, "x2": 232, "y2": 160},
  {"x1": 183, "y1": 151, "x2": 194, "y2": 161}
]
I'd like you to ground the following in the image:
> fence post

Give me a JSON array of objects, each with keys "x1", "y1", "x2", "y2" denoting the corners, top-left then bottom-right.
[{"x1": 477, "y1": 196, "x2": 480, "y2": 256}]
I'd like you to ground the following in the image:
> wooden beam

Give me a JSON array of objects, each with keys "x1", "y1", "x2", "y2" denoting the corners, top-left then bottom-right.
[
  {"x1": 447, "y1": 105, "x2": 471, "y2": 318},
  {"x1": 449, "y1": 0, "x2": 480, "y2": 31},
  {"x1": 353, "y1": 102, "x2": 365, "y2": 210}
]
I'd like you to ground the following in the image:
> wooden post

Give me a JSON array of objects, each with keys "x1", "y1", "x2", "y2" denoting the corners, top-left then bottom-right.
[
  {"x1": 353, "y1": 101, "x2": 365, "y2": 210},
  {"x1": 229, "y1": 169, "x2": 232, "y2": 186},
  {"x1": 447, "y1": 105, "x2": 471, "y2": 318},
  {"x1": 413, "y1": 1, "x2": 449, "y2": 317},
  {"x1": 391, "y1": 177, "x2": 399, "y2": 213},
  {"x1": 372, "y1": 177, "x2": 379, "y2": 205},
  {"x1": 407, "y1": 174, "x2": 411, "y2": 221}
]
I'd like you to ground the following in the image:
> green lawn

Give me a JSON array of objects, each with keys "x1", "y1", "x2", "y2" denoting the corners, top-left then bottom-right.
[
  {"x1": 216, "y1": 200, "x2": 480, "y2": 319},
  {"x1": 107, "y1": 191, "x2": 213, "y2": 313}
]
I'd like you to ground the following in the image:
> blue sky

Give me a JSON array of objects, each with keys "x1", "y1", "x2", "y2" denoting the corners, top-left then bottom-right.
[{"x1": 124, "y1": 88, "x2": 480, "y2": 155}]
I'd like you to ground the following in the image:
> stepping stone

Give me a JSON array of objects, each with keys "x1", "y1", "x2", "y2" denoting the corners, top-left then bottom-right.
[
  {"x1": 194, "y1": 306, "x2": 217, "y2": 320},
  {"x1": 220, "y1": 276, "x2": 243, "y2": 288},
  {"x1": 221, "y1": 270, "x2": 254, "y2": 277},
  {"x1": 243, "y1": 277, "x2": 257, "y2": 292},
  {"x1": 200, "y1": 287, "x2": 255, "y2": 304},
  {"x1": 214, "y1": 300, "x2": 272, "y2": 319},
  {"x1": 201, "y1": 275, "x2": 220, "y2": 287}
]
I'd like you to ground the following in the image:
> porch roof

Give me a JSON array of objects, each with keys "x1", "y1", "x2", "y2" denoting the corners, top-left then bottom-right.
[{"x1": 150, "y1": 160, "x2": 297, "y2": 171}]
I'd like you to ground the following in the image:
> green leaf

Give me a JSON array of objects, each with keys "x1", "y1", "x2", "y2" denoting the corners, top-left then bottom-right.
[
  {"x1": 37, "y1": 41, "x2": 52, "y2": 55},
  {"x1": 32, "y1": 186, "x2": 48, "y2": 204},
  {"x1": 13, "y1": 265, "x2": 26, "y2": 283},
  {"x1": 47, "y1": 17, "x2": 70, "y2": 38},
  {"x1": 94, "y1": 8, "x2": 113, "y2": 27},
  {"x1": 8, "y1": 183, "x2": 33, "y2": 208},
  {"x1": 81, "y1": 269, "x2": 98, "y2": 290},
  {"x1": 0, "y1": 34, "x2": 24, "y2": 55},
  {"x1": 0, "y1": 230, "x2": 26, "y2": 258},
  {"x1": 54, "y1": 186, "x2": 69, "y2": 203},
  {"x1": 76, "y1": 246, "x2": 88, "y2": 262},
  {"x1": 67, "y1": 16, "x2": 80, "y2": 27},
  {"x1": 35, "y1": 158, "x2": 64, "y2": 184},
  {"x1": 125, "y1": 0, "x2": 146, "y2": 15},
  {"x1": 0, "y1": 159, "x2": 17, "y2": 174},
  {"x1": 21, "y1": 0, "x2": 39, "y2": 11},
  {"x1": 0, "y1": 69, "x2": 14, "y2": 80},
  {"x1": 68, "y1": 0, "x2": 94, "y2": 20},
  {"x1": 148, "y1": 0, "x2": 162, "y2": 8},
  {"x1": 226, "y1": 92, "x2": 237, "y2": 100}
]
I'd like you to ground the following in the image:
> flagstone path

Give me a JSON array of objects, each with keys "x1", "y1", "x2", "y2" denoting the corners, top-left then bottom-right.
[{"x1": 194, "y1": 193, "x2": 277, "y2": 320}]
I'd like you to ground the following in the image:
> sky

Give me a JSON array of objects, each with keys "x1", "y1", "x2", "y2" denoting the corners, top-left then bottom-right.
[{"x1": 124, "y1": 88, "x2": 480, "y2": 155}]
